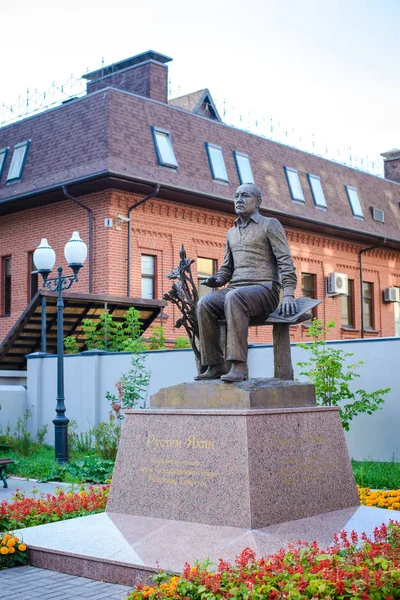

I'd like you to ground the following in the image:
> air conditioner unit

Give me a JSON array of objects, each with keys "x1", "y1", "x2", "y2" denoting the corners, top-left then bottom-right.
[
  {"x1": 383, "y1": 287, "x2": 400, "y2": 302},
  {"x1": 372, "y1": 207, "x2": 385, "y2": 223},
  {"x1": 327, "y1": 272, "x2": 348, "y2": 295}
]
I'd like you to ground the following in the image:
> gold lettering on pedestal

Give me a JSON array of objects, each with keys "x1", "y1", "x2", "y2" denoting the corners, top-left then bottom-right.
[
  {"x1": 186, "y1": 435, "x2": 214, "y2": 450},
  {"x1": 141, "y1": 434, "x2": 217, "y2": 488},
  {"x1": 147, "y1": 434, "x2": 182, "y2": 449},
  {"x1": 272, "y1": 433, "x2": 334, "y2": 486}
]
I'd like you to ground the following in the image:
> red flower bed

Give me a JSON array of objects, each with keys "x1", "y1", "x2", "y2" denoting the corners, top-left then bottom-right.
[
  {"x1": 0, "y1": 485, "x2": 109, "y2": 532},
  {"x1": 128, "y1": 522, "x2": 400, "y2": 599}
]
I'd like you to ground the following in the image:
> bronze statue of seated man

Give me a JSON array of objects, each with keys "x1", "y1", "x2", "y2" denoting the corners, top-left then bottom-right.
[{"x1": 195, "y1": 183, "x2": 297, "y2": 383}]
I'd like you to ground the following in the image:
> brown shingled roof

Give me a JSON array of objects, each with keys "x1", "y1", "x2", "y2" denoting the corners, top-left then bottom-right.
[
  {"x1": 169, "y1": 89, "x2": 221, "y2": 121},
  {"x1": 0, "y1": 87, "x2": 399, "y2": 245}
]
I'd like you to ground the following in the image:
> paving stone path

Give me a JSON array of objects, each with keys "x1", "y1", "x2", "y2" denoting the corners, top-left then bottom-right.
[{"x1": 0, "y1": 566, "x2": 133, "y2": 599}]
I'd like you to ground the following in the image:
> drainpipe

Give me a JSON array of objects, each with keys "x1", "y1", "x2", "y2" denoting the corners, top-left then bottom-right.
[
  {"x1": 359, "y1": 239, "x2": 386, "y2": 338},
  {"x1": 62, "y1": 186, "x2": 93, "y2": 293},
  {"x1": 127, "y1": 184, "x2": 160, "y2": 296}
]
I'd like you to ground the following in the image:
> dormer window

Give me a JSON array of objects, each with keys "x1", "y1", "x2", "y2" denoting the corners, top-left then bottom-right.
[
  {"x1": 307, "y1": 174, "x2": 327, "y2": 208},
  {"x1": 151, "y1": 127, "x2": 178, "y2": 168},
  {"x1": 6, "y1": 141, "x2": 30, "y2": 184},
  {"x1": 233, "y1": 151, "x2": 254, "y2": 184},
  {"x1": 205, "y1": 143, "x2": 228, "y2": 182},
  {"x1": 284, "y1": 167, "x2": 305, "y2": 202},
  {"x1": 345, "y1": 185, "x2": 363, "y2": 218},
  {"x1": 0, "y1": 148, "x2": 9, "y2": 181}
]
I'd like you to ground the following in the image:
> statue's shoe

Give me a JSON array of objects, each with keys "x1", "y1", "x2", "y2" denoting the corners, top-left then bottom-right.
[
  {"x1": 194, "y1": 364, "x2": 228, "y2": 380},
  {"x1": 220, "y1": 363, "x2": 248, "y2": 383}
]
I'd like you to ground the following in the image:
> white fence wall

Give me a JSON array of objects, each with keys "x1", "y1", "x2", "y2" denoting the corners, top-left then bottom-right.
[
  {"x1": 0, "y1": 371, "x2": 27, "y2": 432},
  {"x1": 25, "y1": 337, "x2": 400, "y2": 461}
]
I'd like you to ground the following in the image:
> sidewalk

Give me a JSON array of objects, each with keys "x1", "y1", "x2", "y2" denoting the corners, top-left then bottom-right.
[
  {"x1": 1, "y1": 480, "x2": 134, "y2": 598},
  {"x1": 0, "y1": 566, "x2": 132, "y2": 599},
  {"x1": 0, "y1": 476, "x2": 90, "y2": 502}
]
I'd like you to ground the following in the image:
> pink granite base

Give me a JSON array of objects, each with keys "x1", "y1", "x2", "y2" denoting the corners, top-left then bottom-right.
[
  {"x1": 17, "y1": 506, "x2": 397, "y2": 585},
  {"x1": 28, "y1": 547, "x2": 158, "y2": 586},
  {"x1": 107, "y1": 406, "x2": 359, "y2": 529}
]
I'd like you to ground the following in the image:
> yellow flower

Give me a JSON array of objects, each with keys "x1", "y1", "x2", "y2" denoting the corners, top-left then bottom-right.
[
  {"x1": 3, "y1": 534, "x2": 12, "y2": 541},
  {"x1": 0, "y1": 547, "x2": 9, "y2": 555},
  {"x1": 18, "y1": 544, "x2": 27, "y2": 552},
  {"x1": 7, "y1": 539, "x2": 16, "y2": 547},
  {"x1": 8, "y1": 547, "x2": 15, "y2": 554}
]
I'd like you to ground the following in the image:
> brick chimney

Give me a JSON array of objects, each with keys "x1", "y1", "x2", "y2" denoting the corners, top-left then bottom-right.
[
  {"x1": 381, "y1": 149, "x2": 400, "y2": 183},
  {"x1": 83, "y1": 50, "x2": 172, "y2": 103}
]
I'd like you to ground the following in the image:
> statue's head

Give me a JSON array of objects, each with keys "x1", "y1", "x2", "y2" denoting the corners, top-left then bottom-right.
[{"x1": 234, "y1": 183, "x2": 262, "y2": 218}]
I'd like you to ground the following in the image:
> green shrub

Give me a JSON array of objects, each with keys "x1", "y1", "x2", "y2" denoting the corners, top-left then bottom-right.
[
  {"x1": 68, "y1": 420, "x2": 95, "y2": 454},
  {"x1": 297, "y1": 319, "x2": 390, "y2": 431},
  {"x1": 5, "y1": 410, "x2": 48, "y2": 456},
  {"x1": 41, "y1": 455, "x2": 114, "y2": 484},
  {"x1": 64, "y1": 335, "x2": 79, "y2": 354},
  {"x1": 81, "y1": 307, "x2": 146, "y2": 352},
  {"x1": 92, "y1": 419, "x2": 121, "y2": 461},
  {"x1": 147, "y1": 325, "x2": 166, "y2": 350},
  {"x1": 173, "y1": 337, "x2": 191, "y2": 349}
]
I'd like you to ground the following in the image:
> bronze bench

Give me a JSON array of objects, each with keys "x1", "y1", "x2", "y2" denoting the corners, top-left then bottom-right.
[
  {"x1": 218, "y1": 296, "x2": 321, "y2": 380},
  {"x1": 0, "y1": 458, "x2": 15, "y2": 488}
]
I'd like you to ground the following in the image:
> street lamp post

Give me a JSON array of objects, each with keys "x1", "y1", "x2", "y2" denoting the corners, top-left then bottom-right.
[{"x1": 33, "y1": 232, "x2": 87, "y2": 464}]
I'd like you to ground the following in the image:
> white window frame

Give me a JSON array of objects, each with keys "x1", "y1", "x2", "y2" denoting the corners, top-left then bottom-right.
[
  {"x1": 0, "y1": 147, "x2": 9, "y2": 181},
  {"x1": 284, "y1": 166, "x2": 305, "y2": 202},
  {"x1": 307, "y1": 174, "x2": 327, "y2": 208},
  {"x1": 151, "y1": 127, "x2": 178, "y2": 168},
  {"x1": 205, "y1": 143, "x2": 228, "y2": 182},
  {"x1": 6, "y1": 140, "x2": 30, "y2": 184},
  {"x1": 345, "y1": 185, "x2": 364, "y2": 218},
  {"x1": 141, "y1": 254, "x2": 156, "y2": 299},
  {"x1": 233, "y1": 151, "x2": 254, "y2": 184}
]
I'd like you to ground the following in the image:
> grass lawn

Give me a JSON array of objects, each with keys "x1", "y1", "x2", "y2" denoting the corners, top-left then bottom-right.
[
  {"x1": 5, "y1": 445, "x2": 114, "y2": 484},
  {"x1": 4, "y1": 444, "x2": 400, "y2": 489},
  {"x1": 352, "y1": 459, "x2": 400, "y2": 490}
]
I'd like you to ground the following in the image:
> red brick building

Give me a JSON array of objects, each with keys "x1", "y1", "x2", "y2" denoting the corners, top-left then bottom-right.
[{"x1": 0, "y1": 50, "x2": 399, "y2": 349}]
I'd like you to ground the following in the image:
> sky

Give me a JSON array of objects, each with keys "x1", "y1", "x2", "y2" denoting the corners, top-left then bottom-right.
[{"x1": 0, "y1": 0, "x2": 399, "y2": 174}]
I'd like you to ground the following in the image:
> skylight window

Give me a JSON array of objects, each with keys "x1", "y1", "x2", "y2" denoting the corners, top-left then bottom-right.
[
  {"x1": 205, "y1": 143, "x2": 228, "y2": 182},
  {"x1": 151, "y1": 127, "x2": 178, "y2": 168},
  {"x1": 6, "y1": 141, "x2": 30, "y2": 183},
  {"x1": 345, "y1": 185, "x2": 363, "y2": 218},
  {"x1": 0, "y1": 148, "x2": 8, "y2": 181},
  {"x1": 283, "y1": 167, "x2": 304, "y2": 202},
  {"x1": 233, "y1": 151, "x2": 254, "y2": 184},
  {"x1": 307, "y1": 174, "x2": 327, "y2": 208}
]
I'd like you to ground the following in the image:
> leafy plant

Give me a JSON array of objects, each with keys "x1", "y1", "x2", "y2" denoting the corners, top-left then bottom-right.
[
  {"x1": 297, "y1": 319, "x2": 390, "y2": 431},
  {"x1": 128, "y1": 522, "x2": 400, "y2": 600},
  {"x1": 173, "y1": 336, "x2": 191, "y2": 349},
  {"x1": 147, "y1": 325, "x2": 166, "y2": 350},
  {"x1": 81, "y1": 307, "x2": 146, "y2": 352},
  {"x1": 92, "y1": 418, "x2": 121, "y2": 461},
  {"x1": 68, "y1": 420, "x2": 94, "y2": 454},
  {"x1": 64, "y1": 335, "x2": 79, "y2": 354},
  {"x1": 106, "y1": 353, "x2": 150, "y2": 411},
  {"x1": 5, "y1": 410, "x2": 48, "y2": 456},
  {"x1": 41, "y1": 456, "x2": 114, "y2": 484}
]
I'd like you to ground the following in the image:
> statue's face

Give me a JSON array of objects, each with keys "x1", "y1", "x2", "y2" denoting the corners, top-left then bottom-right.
[{"x1": 234, "y1": 184, "x2": 260, "y2": 219}]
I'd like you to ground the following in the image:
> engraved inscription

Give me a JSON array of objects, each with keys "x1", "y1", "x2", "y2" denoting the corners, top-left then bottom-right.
[
  {"x1": 147, "y1": 434, "x2": 182, "y2": 448},
  {"x1": 187, "y1": 435, "x2": 214, "y2": 449},
  {"x1": 272, "y1": 433, "x2": 336, "y2": 485},
  {"x1": 142, "y1": 432, "x2": 217, "y2": 487}
]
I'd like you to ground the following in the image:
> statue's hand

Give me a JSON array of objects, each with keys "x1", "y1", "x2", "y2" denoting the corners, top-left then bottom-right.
[
  {"x1": 279, "y1": 295, "x2": 297, "y2": 317},
  {"x1": 201, "y1": 276, "x2": 223, "y2": 288}
]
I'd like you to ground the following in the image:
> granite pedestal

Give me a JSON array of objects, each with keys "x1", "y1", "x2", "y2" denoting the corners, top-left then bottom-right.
[
  {"x1": 15, "y1": 378, "x2": 369, "y2": 586},
  {"x1": 108, "y1": 379, "x2": 359, "y2": 528}
]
